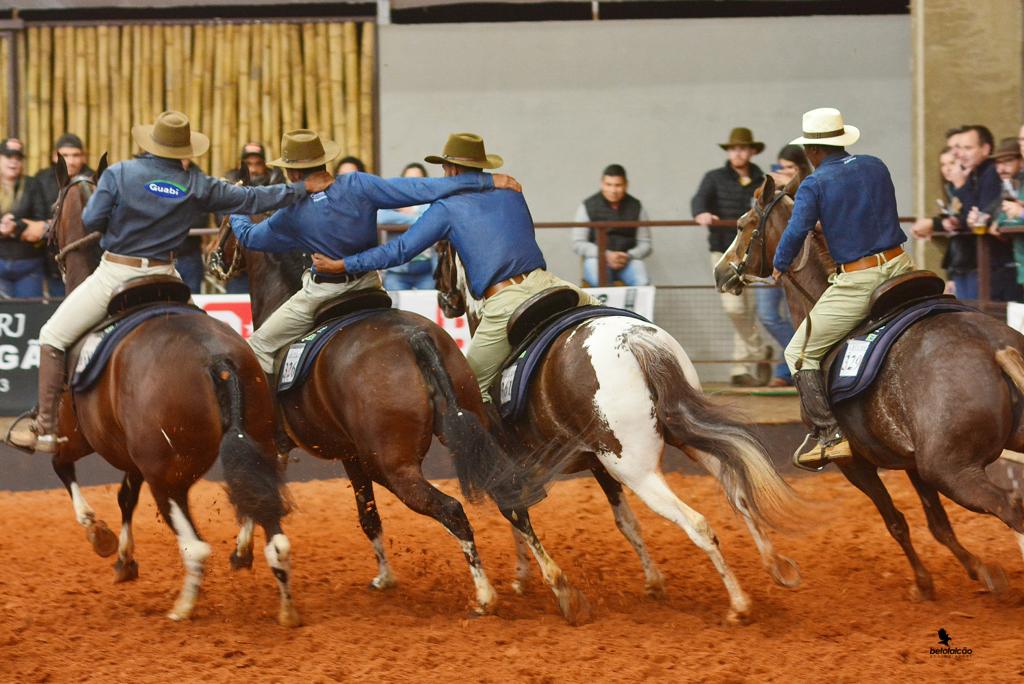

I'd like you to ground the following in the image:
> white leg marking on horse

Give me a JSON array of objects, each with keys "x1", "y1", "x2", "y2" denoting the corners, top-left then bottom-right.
[
  {"x1": 69, "y1": 481, "x2": 96, "y2": 527},
  {"x1": 235, "y1": 518, "x2": 255, "y2": 559},
  {"x1": 458, "y1": 539, "x2": 497, "y2": 613},
  {"x1": 118, "y1": 521, "x2": 134, "y2": 561},
  {"x1": 264, "y1": 532, "x2": 301, "y2": 627},
  {"x1": 370, "y1": 535, "x2": 397, "y2": 589},
  {"x1": 511, "y1": 527, "x2": 532, "y2": 594},
  {"x1": 166, "y1": 500, "x2": 211, "y2": 622},
  {"x1": 609, "y1": 495, "x2": 665, "y2": 594}
]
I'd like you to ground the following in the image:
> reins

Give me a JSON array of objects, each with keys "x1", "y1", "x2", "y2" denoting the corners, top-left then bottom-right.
[{"x1": 208, "y1": 214, "x2": 242, "y2": 280}]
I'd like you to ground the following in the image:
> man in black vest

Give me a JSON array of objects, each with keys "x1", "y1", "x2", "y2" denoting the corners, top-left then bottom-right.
[
  {"x1": 572, "y1": 164, "x2": 651, "y2": 286},
  {"x1": 692, "y1": 127, "x2": 771, "y2": 387}
]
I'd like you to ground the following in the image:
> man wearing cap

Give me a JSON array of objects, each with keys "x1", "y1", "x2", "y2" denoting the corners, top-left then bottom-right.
[
  {"x1": 981, "y1": 137, "x2": 1024, "y2": 297},
  {"x1": 309, "y1": 132, "x2": 597, "y2": 402},
  {"x1": 229, "y1": 129, "x2": 523, "y2": 375},
  {"x1": 770, "y1": 107, "x2": 913, "y2": 469},
  {"x1": 9, "y1": 111, "x2": 330, "y2": 453},
  {"x1": 692, "y1": 127, "x2": 771, "y2": 387},
  {"x1": 224, "y1": 142, "x2": 285, "y2": 186},
  {"x1": 0, "y1": 138, "x2": 50, "y2": 297}
]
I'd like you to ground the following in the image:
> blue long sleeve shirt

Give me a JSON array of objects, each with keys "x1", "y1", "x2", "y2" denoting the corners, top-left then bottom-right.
[
  {"x1": 82, "y1": 154, "x2": 307, "y2": 260},
  {"x1": 774, "y1": 152, "x2": 906, "y2": 272},
  {"x1": 343, "y1": 187, "x2": 547, "y2": 300},
  {"x1": 229, "y1": 171, "x2": 493, "y2": 260}
]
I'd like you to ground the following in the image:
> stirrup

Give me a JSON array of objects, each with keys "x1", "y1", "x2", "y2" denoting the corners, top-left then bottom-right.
[
  {"x1": 792, "y1": 433, "x2": 829, "y2": 472},
  {"x1": 4, "y1": 409, "x2": 39, "y2": 455}
]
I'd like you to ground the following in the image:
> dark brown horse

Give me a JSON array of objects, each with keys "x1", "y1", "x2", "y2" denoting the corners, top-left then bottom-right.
[
  {"x1": 433, "y1": 241, "x2": 802, "y2": 625},
  {"x1": 208, "y1": 224, "x2": 535, "y2": 616},
  {"x1": 43, "y1": 158, "x2": 298, "y2": 625},
  {"x1": 714, "y1": 174, "x2": 1024, "y2": 598}
]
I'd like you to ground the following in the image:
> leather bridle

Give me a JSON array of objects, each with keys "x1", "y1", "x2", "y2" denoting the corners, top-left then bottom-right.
[{"x1": 731, "y1": 190, "x2": 787, "y2": 281}]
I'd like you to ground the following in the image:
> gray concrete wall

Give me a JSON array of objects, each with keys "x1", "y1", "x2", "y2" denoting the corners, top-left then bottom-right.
[{"x1": 379, "y1": 16, "x2": 911, "y2": 286}]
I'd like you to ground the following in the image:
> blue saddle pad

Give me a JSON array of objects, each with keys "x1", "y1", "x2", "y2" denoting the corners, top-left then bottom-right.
[
  {"x1": 71, "y1": 304, "x2": 205, "y2": 393},
  {"x1": 276, "y1": 308, "x2": 389, "y2": 393},
  {"x1": 828, "y1": 299, "x2": 975, "y2": 404},
  {"x1": 497, "y1": 305, "x2": 650, "y2": 421}
]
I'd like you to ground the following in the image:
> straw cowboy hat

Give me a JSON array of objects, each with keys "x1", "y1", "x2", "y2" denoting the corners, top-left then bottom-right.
[
  {"x1": 790, "y1": 107, "x2": 861, "y2": 147},
  {"x1": 719, "y1": 127, "x2": 765, "y2": 154},
  {"x1": 424, "y1": 133, "x2": 503, "y2": 169},
  {"x1": 131, "y1": 111, "x2": 210, "y2": 159},
  {"x1": 268, "y1": 129, "x2": 342, "y2": 169}
]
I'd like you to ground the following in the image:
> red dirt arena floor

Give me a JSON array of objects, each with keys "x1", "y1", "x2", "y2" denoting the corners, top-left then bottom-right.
[{"x1": 2, "y1": 466, "x2": 1023, "y2": 683}]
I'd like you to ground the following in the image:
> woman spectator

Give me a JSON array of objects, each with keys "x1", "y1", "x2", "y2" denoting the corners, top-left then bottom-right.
[
  {"x1": 0, "y1": 138, "x2": 49, "y2": 298},
  {"x1": 377, "y1": 163, "x2": 437, "y2": 291}
]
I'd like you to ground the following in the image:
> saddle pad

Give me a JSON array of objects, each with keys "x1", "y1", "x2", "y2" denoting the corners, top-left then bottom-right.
[
  {"x1": 497, "y1": 305, "x2": 650, "y2": 421},
  {"x1": 71, "y1": 304, "x2": 205, "y2": 393},
  {"x1": 276, "y1": 308, "x2": 389, "y2": 393},
  {"x1": 828, "y1": 299, "x2": 975, "y2": 405}
]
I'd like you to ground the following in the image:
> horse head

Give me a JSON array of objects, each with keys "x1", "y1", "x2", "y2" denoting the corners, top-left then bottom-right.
[
  {"x1": 50, "y1": 152, "x2": 106, "y2": 291},
  {"x1": 207, "y1": 214, "x2": 245, "y2": 281},
  {"x1": 713, "y1": 174, "x2": 799, "y2": 295},
  {"x1": 434, "y1": 240, "x2": 467, "y2": 318}
]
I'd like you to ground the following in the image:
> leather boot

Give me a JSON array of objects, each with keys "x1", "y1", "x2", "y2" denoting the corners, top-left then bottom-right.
[
  {"x1": 792, "y1": 369, "x2": 852, "y2": 470},
  {"x1": 10, "y1": 344, "x2": 66, "y2": 453},
  {"x1": 265, "y1": 372, "x2": 294, "y2": 465}
]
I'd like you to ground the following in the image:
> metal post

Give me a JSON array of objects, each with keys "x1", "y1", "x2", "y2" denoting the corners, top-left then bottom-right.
[{"x1": 976, "y1": 233, "x2": 991, "y2": 304}]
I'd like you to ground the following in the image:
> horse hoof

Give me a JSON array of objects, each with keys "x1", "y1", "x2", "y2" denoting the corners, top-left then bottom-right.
[
  {"x1": 725, "y1": 608, "x2": 754, "y2": 626},
  {"x1": 166, "y1": 608, "x2": 191, "y2": 622},
  {"x1": 474, "y1": 595, "x2": 498, "y2": 616},
  {"x1": 229, "y1": 550, "x2": 254, "y2": 571},
  {"x1": 557, "y1": 586, "x2": 593, "y2": 627},
  {"x1": 511, "y1": 579, "x2": 527, "y2": 596},
  {"x1": 644, "y1": 579, "x2": 668, "y2": 601},
  {"x1": 113, "y1": 559, "x2": 139, "y2": 584},
  {"x1": 86, "y1": 521, "x2": 118, "y2": 558},
  {"x1": 907, "y1": 582, "x2": 935, "y2": 602},
  {"x1": 369, "y1": 575, "x2": 397, "y2": 591},
  {"x1": 769, "y1": 556, "x2": 802, "y2": 589},
  {"x1": 978, "y1": 563, "x2": 1010, "y2": 596},
  {"x1": 278, "y1": 603, "x2": 302, "y2": 628}
]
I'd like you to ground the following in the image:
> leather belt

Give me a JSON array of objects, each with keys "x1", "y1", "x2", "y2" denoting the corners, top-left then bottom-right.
[
  {"x1": 311, "y1": 270, "x2": 360, "y2": 284},
  {"x1": 840, "y1": 246, "x2": 904, "y2": 273},
  {"x1": 484, "y1": 272, "x2": 530, "y2": 299},
  {"x1": 102, "y1": 252, "x2": 174, "y2": 268}
]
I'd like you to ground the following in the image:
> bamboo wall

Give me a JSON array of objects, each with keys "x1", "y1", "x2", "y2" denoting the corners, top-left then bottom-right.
[{"x1": 2, "y1": 21, "x2": 376, "y2": 177}]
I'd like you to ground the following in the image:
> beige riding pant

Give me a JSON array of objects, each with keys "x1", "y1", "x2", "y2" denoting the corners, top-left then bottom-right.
[
  {"x1": 468, "y1": 269, "x2": 598, "y2": 401},
  {"x1": 249, "y1": 269, "x2": 383, "y2": 373},
  {"x1": 785, "y1": 251, "x2": 914, "y2": 373},
  {"x1": 710, "y1": 252, "x2": 765, "y2": 377},
  {"x1": 38, "y1": 255, "x2": 181, "y2": 351}
]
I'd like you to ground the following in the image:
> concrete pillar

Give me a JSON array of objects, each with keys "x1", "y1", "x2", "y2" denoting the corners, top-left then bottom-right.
[{"x1": 911, "y1": 0, "x2": 1024, "y2": 270}]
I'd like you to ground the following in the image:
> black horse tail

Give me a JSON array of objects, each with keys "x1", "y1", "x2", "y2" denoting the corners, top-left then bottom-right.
[
  {"x1": 211, "y1": 356, "x2": 290, "y2": 529},
  {"x1": 408, "y1": 330, "x2": 541, "y2": 511},
  {"x1": 627, "y1": 329, "x2": 801, "y2": 529}
]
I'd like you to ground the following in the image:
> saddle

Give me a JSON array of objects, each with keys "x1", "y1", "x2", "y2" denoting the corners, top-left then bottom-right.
[
  {"x1": 823, "y1": 270, "x2": 974, "y2": 404},
  {"x1": 275, "y1": 288, "x2": 394, "y2": 393},
  {"x1": 107, "y1": 275, "x2": 192, "y2": 316},
  {"x1": 494, "y1": 287, "x2": 650, "y2": 421}
]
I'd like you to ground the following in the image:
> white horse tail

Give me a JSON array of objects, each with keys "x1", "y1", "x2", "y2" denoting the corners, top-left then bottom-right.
[{"x1": 626, "y1": 328, "x2": 801, "y2": 529}]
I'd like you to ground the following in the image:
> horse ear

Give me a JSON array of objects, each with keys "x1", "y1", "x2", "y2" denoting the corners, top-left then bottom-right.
[
  {"x1": 54, "y1": 154, "x2": 70, "y2": 190},
  {"x1": 94, "y1": 152, "x2": 109, "y2": 184},
  {"x1": 759, "y1": 174, "x2": 776, "y2": 205},
  {"x1": 239, "y1": 160, "x2": 251, "y2": 185},
  {"x1": 783, "y1": 174, "x2": 801, "y2": 198}
]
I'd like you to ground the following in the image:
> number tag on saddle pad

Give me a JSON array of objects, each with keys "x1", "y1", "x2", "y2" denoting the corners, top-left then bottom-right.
[
  {"x1": 279, "y1": 343, "x2": 306, "y2": 385},
  {"x1": 838, "y1": 339, "x2": 871, "y2": 378},
  {"x1": 499, "y1": 361, "x2": 519, "y2": 406}
]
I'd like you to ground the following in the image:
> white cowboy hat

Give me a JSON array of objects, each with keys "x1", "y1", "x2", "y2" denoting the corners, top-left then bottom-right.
[{"x1": 790, "y1": 107, "x2": 860, "y2": 147}]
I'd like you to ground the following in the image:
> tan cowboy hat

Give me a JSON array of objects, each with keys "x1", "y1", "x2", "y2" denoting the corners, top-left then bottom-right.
[
  {"x1": 790, "y1": 107, "x2": 861, "y2": 147},
  {"x1": 718, "y1": 127, "x2": 765, "y2": 154},
  {"x1": 424, "y1": 133, "x2": 503, "y2": 169},
  {"x1": 131, "y1": 111, "x2": 210, "y2": 160},
  {"x1": 268, "y1": 129, "x2": 342, "y2": 169},
  {"x1": 991, "y1": 137, "x2": 1022, "y2": 161}
]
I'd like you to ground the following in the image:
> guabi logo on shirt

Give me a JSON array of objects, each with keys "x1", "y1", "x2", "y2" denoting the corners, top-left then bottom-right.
[{"x1": 146, "y1": 179, "x2": 188, "y2": 198}]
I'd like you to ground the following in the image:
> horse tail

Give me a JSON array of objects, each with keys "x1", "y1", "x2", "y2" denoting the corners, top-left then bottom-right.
[
  {"x1": 626, "y1": 329, "x2": 800, "y2": 529},
  {"x1": 407, "y1": 329, "x2": 539, "y2": 511},
  {"x1": 996, "y1": 347, "x2": 1024, "y2": 396},
  {"x1": 210, "y1": 356, "x2": 290, "y2": 529}
]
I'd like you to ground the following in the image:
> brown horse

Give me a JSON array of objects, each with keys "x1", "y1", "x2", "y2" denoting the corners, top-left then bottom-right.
[
  {"x1": 208, "y1": 224, "x2": 536, "y2": 616},
  {"x1": 42, "y1": 157, "x2": 298, "y2": 626},
  {"x1": 433, "y1": 240, "x2": 802, "y2": 625},
  {"x1": 714, "y1": 173, "x2": 1024, "y2": 599}
]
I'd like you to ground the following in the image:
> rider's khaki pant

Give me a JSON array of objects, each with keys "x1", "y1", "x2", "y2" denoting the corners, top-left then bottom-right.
[
  {"x1": 784, "y1": 251, "x2": 913, "y2": 373},
  {"x1": 249, "y1": 269, "x2": 383, "y2": 373},
  {"x1": 38, "y1": 255, "x2": 181, "y2": 351},
  {"x1": 710, "y1": 252, "x2": 766, "y2": 378},
  {"x1": 469, "y1": 269, "x2": 598, "y2": 401}
]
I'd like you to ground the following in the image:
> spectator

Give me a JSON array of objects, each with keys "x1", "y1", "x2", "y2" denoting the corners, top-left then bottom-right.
[
  {"x1": 34, "y1": 133, "x2": 93, "y2": 298},
  {"x1": 0, "y1": 139, "x2": 48, "y2": 298},
  {"x1": 378, "y1": 162, "x2": 437, "y2": 291},
  {"x1": 336, "y1": 155, "x2": 366, "y2": 175},
  {"x1": 571, "y1": 164, "x2": 652, "y2": 287},
  {"x1": 692, "y1": 126, "x2": 770, "y2": 387},
  {"x1": 975, "y1": 138, "x2": 1023, "y2": 299}
]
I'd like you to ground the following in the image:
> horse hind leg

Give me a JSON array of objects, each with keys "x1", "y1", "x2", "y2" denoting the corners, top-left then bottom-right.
[
  {"x1": 510, "y1": 524, "x2": 532, "y2": 595},
  {"x1": 113, "y1": 470, "x2": 144, "y2": 583},
  {"x1": 52, "y1": 459, "x2": 118, "y2": 558},
  {"x1": 684, "y1": 447, "x2": 800, "y2": 589},
  {"x1": 259, "y1": 519, "x2": 301, "y2": 627},
  {"x1": 500, "y1": 506, "x2": 592, "y2": 625},
  {"x1": 230, "y1": 518, "x2": 256, "y2": 570},
  {"x1": 590, "y1": 465, "x2": 666, "y2": 599},
  {"x1": 151, "y1": 487, "x2": 211, "y2": 622},
  {"x1": 344, "y1": 460, "x2": 396, "y2": 590}
]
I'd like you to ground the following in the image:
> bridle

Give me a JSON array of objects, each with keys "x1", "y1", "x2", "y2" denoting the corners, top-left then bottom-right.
[
  {"x1": 50, "y1": 175, "x2": 99, "y2": 275},
  {"x1": 433, "y1": 241, "x2": 463, "y2": 316},
  {"x1": 731, "y1": 190, "x2": 787, "y2": 282},
  {"x1": 208, "y1": 215, "x2": 243, "y2": 280}
]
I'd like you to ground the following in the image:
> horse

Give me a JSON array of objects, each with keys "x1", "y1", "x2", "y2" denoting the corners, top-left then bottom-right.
[
  {"x1": 714, "y1": 173, "x2": 1024, "y2": 600},
  {"x1": 38, "y1": 156, "x2": 298, "y2": 626},
  {"x1": 432, "y1": 240, "x2": 803, "y2": 625},
  {"x1": 208, "y1": 222, "x2": 537, "y2": 617}
]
